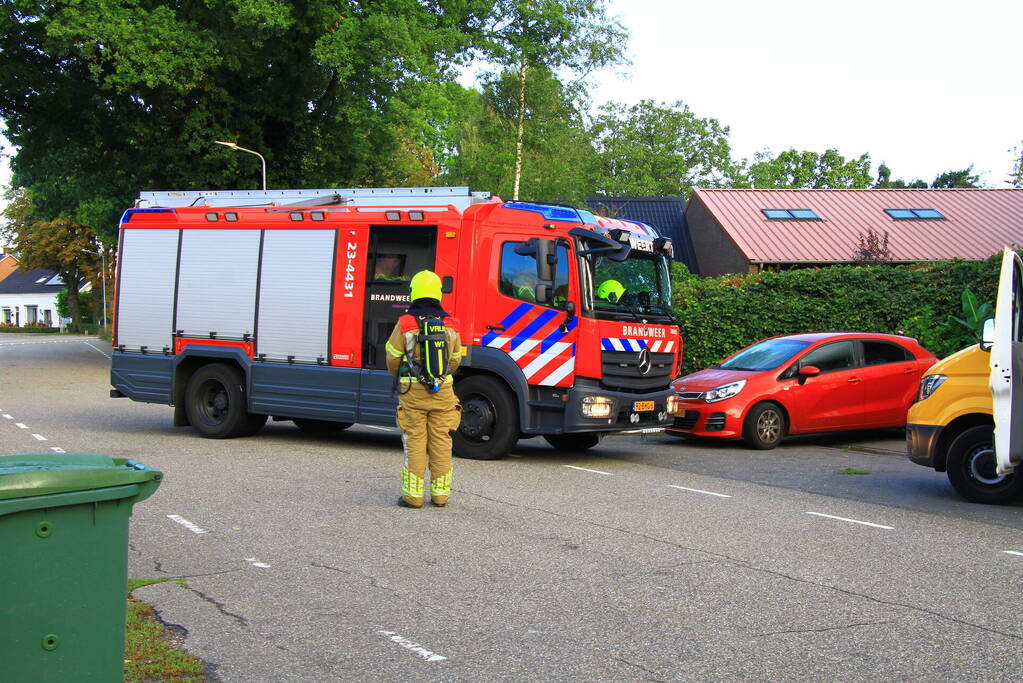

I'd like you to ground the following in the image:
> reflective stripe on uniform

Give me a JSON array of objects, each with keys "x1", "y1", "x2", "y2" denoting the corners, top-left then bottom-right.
[
  {"x1": 402, "y1": 467, "x2": 425, "y2": 498},
  {"x1": 431, "y1": 470, "x2": 452, "y2": 496},
  {"x1": 385, "y1": 342, "x2": 403, "y2": 358}
]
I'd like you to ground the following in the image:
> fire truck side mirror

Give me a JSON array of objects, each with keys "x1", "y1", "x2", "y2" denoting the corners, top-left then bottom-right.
[
  {"x1": 441, "y1": 276, "x2": 453, "y2": 294},
  {"x1": 534, "y1": 239, "x2": 557, "y2": 283}
]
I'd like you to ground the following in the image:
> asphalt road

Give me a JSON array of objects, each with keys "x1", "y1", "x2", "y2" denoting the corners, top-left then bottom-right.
[{"x1": 2, "y1": 334, "x2": 1023, "y2": 682}]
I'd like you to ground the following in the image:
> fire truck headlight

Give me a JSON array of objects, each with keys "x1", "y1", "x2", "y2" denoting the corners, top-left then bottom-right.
[
  {"x1": 666, "y1": 394, "x2": 678, "y2": 415},
  {"x1": 581, "y1": 396, "x2": 614, "y2": 418}
]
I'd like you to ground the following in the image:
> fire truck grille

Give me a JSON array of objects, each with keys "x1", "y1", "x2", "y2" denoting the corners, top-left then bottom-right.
[{"x1": 600, "y1": 350, "x2": 674, "y2": 392}]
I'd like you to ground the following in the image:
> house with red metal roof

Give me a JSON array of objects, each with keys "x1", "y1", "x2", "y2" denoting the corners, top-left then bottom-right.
[{"x1": 686, "y1": 189, "x2": 1023, "y2": 276}]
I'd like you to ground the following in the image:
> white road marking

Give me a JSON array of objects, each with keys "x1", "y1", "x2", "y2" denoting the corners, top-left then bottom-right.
[
  {"x1": 564, "y1": 465, "x2": 612, "y2": 476},
  {"x1": 2, "y1": 414, "x2": 12, "y2": 419},
  {"x1": 31, "y1": 433, "x2": 47, "y2": 441},
  {"x1": 50, "y1": 447, "x2": 66, "y2": 453},
  {"x1": 83, "y1": 342, "x2": 112, "y2": 359},
  {"x1": 244, "y1": 557, "x2": 271, "y2": 568},
  {"x1": 167, "y1": 514, "x2": 209, "y2": 534},
  {"x1": 364, "y1": 425, "x2": 395, "y2": 432},
  {"x1": 1003, "y1": 551, "x2": 1023, "y2": 557},
  {"x1": 806, "y1": 511, "x2": 893, "y2": 530},
  {"x1": 378, "y1": 631, "x2": 448, "y2": 662},
  {"x1": 668, "y1": 484, "x2": 732, "y2": 498},
  {"x1": 15, "y1": 423, "x2": 27, "y2": 429}
]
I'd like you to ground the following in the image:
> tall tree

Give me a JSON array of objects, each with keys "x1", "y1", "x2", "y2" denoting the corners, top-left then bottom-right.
[
  {"x1": 443, "y1": 69, "x2": 597, "y2": 203},
  {"x1": 475, "y1": 0, "x2": 627, "y2": 199},
  {"x1": 930, "y1": 166, "x2": 982, "y2": 188},
  {"x1": 589, "y1": 100, "x2": 734, "y2": 197},
  {"x1": 741, "y1": 148, "x2": 873, "y2": 189},
  {"x1": 1, "y1": 189, "x2": 99, "y2": 323},
  {"x1": 873, "y1": 162, "x2": 927, "y2": 188},
  {"x1": 1012, "y1": 143, "x2": 1023, "y2": 188},
  {"x1": 0, "y1": 0, "x2": 495, "y2": 239}
]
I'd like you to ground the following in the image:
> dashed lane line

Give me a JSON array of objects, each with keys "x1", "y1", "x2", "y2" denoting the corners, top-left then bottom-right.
[
  {"x1": 564, "y1": 465, "x2": 613, "y2": 476},
  {"x1": 2, "y1": 414, "x2": 12, "y2": 419},
  {"x1": 245, "y1": 557, "x2": 271, "y2": 569},
  {"x1": 806, "y1": 511, "x2": 893, "y2": 530},
  {"x1": 15, "y1": 423, "x2": 27, "y2": 429},
  {"x1": 83, "y1": 341, "x2": 112, "y2": 359},
  {"x1": 167, "y1": 514, "x2": 209, "y2": 535},
  {"x1": 1003, "y1": 551, "x2": 1023, "y2": 557},
  {"x1": 668, "y1": 484, "x2": 732, "y2": 498},
  {"x1": 31, "y1": 434, "x2": 47, "y2": 441},
  {"x1": 50, "y1": 447, "x2": 66, "y2": 453},
  {"x1": 378, "y1": 631, "x2": 448, "y2": 662}
]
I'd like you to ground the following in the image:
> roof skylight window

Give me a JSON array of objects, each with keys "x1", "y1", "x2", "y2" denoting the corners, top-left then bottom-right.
[
  {"x1": 762, "y1": 208, "x2": 821, "y2": 220},
  {"x1": 885, "y1": 208, "x2": 945, "y2": 220}
]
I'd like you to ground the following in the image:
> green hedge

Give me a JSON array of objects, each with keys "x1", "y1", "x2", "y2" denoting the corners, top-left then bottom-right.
[
  {"x1": 671, "y1": 256, "x2": 1000, "y2": 376},
  {"x1": 0, "y1": 325, "x2": 60, "y2": 334}
]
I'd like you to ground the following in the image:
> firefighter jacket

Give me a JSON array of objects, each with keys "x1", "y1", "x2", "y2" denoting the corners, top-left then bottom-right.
[{"x1": 385, "y1": 314, "x2": 464, "y2": 384}]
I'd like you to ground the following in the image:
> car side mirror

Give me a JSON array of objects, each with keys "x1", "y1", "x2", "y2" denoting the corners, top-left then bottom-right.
[
  {"x1": 798, "y1": 366, "x2": 820, "y2": 384},
  {"x1": 980, "y1": 317, "x2": 995, "y2": 351}
]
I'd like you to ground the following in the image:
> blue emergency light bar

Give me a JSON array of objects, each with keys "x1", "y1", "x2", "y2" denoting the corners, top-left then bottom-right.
[
  {"x1": 503, "y1": 202, "x2": 597, "y2": 225},
  {"x1": 120, "y1": 208, "x2": 177, "y2": 224}
]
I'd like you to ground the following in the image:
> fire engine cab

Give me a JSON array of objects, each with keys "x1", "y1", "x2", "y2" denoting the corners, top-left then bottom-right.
[{"x1": 110, "y1": 187, "x2": 681, "y2": 459}]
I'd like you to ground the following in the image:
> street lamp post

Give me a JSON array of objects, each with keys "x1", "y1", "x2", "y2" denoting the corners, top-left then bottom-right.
[{"x1": 214, "y1": 140, "x2": 267, "y2": 190}]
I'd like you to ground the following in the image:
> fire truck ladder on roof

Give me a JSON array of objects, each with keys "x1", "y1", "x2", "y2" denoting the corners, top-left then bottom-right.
[{"x1": 135, "y1": 187, "x2": 492, "y2": 211}]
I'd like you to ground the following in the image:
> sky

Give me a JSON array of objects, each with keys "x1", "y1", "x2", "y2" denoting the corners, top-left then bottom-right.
[
  {"x1": 590, "y1": 0, "x2": 1022, "y2": 186},
  {"x1": 1, "y1": 0, "x2": 1020, "y2": 224}
]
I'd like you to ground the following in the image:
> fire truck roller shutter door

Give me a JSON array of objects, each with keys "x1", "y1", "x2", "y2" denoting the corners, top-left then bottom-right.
[
  {"x1": 257, "y1": 229, "x2": 336, "y2": 363},
  {"x1": 176, "y1": 229, "x2": 261, "y2": 340},
  {"x1": 116, "y1": 228, "x2": 180, "y2": 352}
]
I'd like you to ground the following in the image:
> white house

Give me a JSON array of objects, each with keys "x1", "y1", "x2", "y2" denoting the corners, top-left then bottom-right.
[{"x1": 0, "y1": 266, "x2": 91, "y2": 327}]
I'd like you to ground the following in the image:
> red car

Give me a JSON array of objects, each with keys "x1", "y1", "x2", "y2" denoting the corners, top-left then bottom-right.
[{"x1": 668, "y1": 333, "x2": 937, "y2": 449}]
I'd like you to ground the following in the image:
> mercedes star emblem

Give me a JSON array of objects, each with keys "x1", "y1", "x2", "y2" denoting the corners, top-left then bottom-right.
[{"x1": 637, "y1": 347, "x2": 652, "y2": 375}]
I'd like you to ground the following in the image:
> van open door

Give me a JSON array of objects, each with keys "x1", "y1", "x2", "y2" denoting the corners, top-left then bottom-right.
[{"x1": 989, "y1": 247, "x2": 1023, "y2": 475}]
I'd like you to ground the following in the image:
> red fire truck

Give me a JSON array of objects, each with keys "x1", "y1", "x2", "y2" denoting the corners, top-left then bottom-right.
[{"x1": 110, "y1": 187, "x2": 681, "y2": 459}]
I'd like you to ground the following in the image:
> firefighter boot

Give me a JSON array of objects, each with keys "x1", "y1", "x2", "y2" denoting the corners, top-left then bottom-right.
[{"x1": 397, "y1": 403, "x2": 429, "y2": 507}]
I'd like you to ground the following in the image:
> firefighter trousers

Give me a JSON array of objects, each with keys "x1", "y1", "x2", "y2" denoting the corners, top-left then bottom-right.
[{"x1": 396, "y1": 382, "x2": 461, "y2": 507}]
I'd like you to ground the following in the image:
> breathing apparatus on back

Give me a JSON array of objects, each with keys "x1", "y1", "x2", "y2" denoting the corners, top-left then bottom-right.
[{"x1": 399, "y1": 271, "x2": 452, "y2": 394}]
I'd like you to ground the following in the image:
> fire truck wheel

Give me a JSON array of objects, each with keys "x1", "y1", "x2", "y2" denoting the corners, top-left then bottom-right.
[
  {"x1": 185, "y1": 363, "x2": 264, "y2": 439},
  {"x1": 543, "y1": 433, "x2": 602, "y2": 452},
  {"x1": 293, "y1": 418, "x2": 353, "y2": 433},
  {"x1": 453, "y1": 375, "x2": 519, "y2": 460}
]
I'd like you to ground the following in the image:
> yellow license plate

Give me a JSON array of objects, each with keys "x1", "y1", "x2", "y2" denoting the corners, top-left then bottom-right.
[{"x1": 632, "y1": 400, "x2": 655, "y2": 412}]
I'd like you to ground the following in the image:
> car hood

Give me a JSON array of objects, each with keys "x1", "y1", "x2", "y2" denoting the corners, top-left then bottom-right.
[{"x1": 672, "y1": 368, "x2": 756, "y2": 393}]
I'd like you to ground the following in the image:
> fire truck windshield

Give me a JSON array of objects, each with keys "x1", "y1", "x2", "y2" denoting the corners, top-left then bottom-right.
[{"x1": 583, "y1": 251, "x2": 674, "y2": 322}]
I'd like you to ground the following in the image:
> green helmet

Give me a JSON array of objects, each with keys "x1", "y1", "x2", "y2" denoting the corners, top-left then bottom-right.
[
  {"x1": 596, "y1": 279, "x2": 625, "y2": 303},
  {"x1": 409, "y1": 270, "x2": 443, "y2": 301}
]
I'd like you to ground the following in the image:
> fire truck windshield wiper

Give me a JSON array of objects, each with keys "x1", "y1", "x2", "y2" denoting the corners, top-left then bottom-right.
[{"x1": 643, "y1": 301, "x2": 678, "y2": 325}]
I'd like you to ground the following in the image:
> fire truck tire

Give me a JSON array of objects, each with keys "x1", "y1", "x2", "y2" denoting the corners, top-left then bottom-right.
[
  {"x1": 293, "y1": 418, "x2": 353, "y2": 433},
  {"x1": 185, "y1": 363, "x2": 264, "y2": 439},
  {"x1": 453, "y1": 375, "x2": 519, "y2": 460},
  {"x1": 543, "y1": 433, "x2": 602, "y2": 452}
]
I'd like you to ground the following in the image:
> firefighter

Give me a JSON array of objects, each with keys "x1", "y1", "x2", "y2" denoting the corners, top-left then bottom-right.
[
  {"x1": 596, "y1": 278, "x2": 625, "y2": 304},
  {"x1": 385, "y1": 270, "x2": 463, "y2": 508}
]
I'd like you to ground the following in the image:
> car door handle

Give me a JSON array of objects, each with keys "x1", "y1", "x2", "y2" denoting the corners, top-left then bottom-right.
[
  {"x1": 486, "y1": 325, "x2": 506, "y2": 332},
  {"x1": 847, "y1": 377, "x2": 862, "y2": 384}
]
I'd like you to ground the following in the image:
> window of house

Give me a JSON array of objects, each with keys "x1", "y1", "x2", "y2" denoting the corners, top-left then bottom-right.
[
  {"x1": 1, "y1": 308, "x2": 10, "y2": 324},
  {"x1": 762, "y1": 208, "x2": 822, "y2": 220},
  {"x1": 499, "y1": 241, "x2": 570, "y2": 309},
  {"x1": 862, "y1": 340, "x2": 911, "y2": 365},
  {"x1": 884, "y1": 208, "x2": 945, "y2": 220},
  {"x1": 26, "y1": 305, "x2": 38, "y2": 324},
  {"x1": 43, "y1": 309, "x2": 53, "y2": 326}
]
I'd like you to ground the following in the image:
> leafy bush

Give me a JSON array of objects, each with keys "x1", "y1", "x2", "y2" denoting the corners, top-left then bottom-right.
[{"x1": 672, "y1": 256, "x2": 1000, "y2": 375}]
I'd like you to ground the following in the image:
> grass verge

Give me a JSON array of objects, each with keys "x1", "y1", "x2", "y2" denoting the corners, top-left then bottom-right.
[
  {"x1": 836, "y1": 467, "x2": 871, "y2": 475},
  {"x1": 126, "y1": 578, "x2": 207, "y2": 682}
]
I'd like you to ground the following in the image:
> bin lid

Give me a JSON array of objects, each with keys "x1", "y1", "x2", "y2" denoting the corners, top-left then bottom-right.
[{"x1": 0, "y1": 453, "x2": 163, "y2": 501}]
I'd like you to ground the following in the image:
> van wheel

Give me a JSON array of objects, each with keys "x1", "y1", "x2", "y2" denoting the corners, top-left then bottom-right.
[
  {"x1": 454, "y1": 375, "x2": 519, "y2": 460},
  {"x1": 293, "y1": 418, "x2": 353, "y2": 433},
  {"x1": 544, "y1": 433, "x2": 602, "y2": 452},
  {"x1": 185, "y1": 364, "x2": 266, "y2": 438},
  {"x1": 743, "y1": 402, "x2": 784, "y2": 450},
  {"x1": 946, "y1": 425, "x2": 1023, "y2": 504}
]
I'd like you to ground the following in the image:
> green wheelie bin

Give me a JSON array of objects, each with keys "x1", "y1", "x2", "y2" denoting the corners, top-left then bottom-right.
[{"x1": 0, "y1": 453, "x2": 163, "y2": 683}]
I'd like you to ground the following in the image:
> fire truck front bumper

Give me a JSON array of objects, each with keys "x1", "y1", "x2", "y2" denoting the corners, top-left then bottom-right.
[{"x1": 561, "y1": 379, "x2": 676, "y2": 433}]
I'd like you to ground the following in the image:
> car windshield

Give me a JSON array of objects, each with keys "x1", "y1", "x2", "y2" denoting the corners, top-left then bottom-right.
[
  {"x1": 584, "y1": 251, "x2": 672, "y2": 322},
  {"x1": 719, "y1": 338, "x2": 812, "y2": 371}
]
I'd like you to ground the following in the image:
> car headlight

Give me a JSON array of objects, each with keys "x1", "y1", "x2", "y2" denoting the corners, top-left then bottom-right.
[
  {"x1": 581, "y1": 396, "x2": 614, "y2": 418},
  {"x1": 916, "y1": 374, "x2": 947, "y2": 402},
  {"x1": 666, "y1": 394, "x2": 678, "y2": 415},
  {"x1": 703, "y1": 379, "x2": 746, "y2": 403}
]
